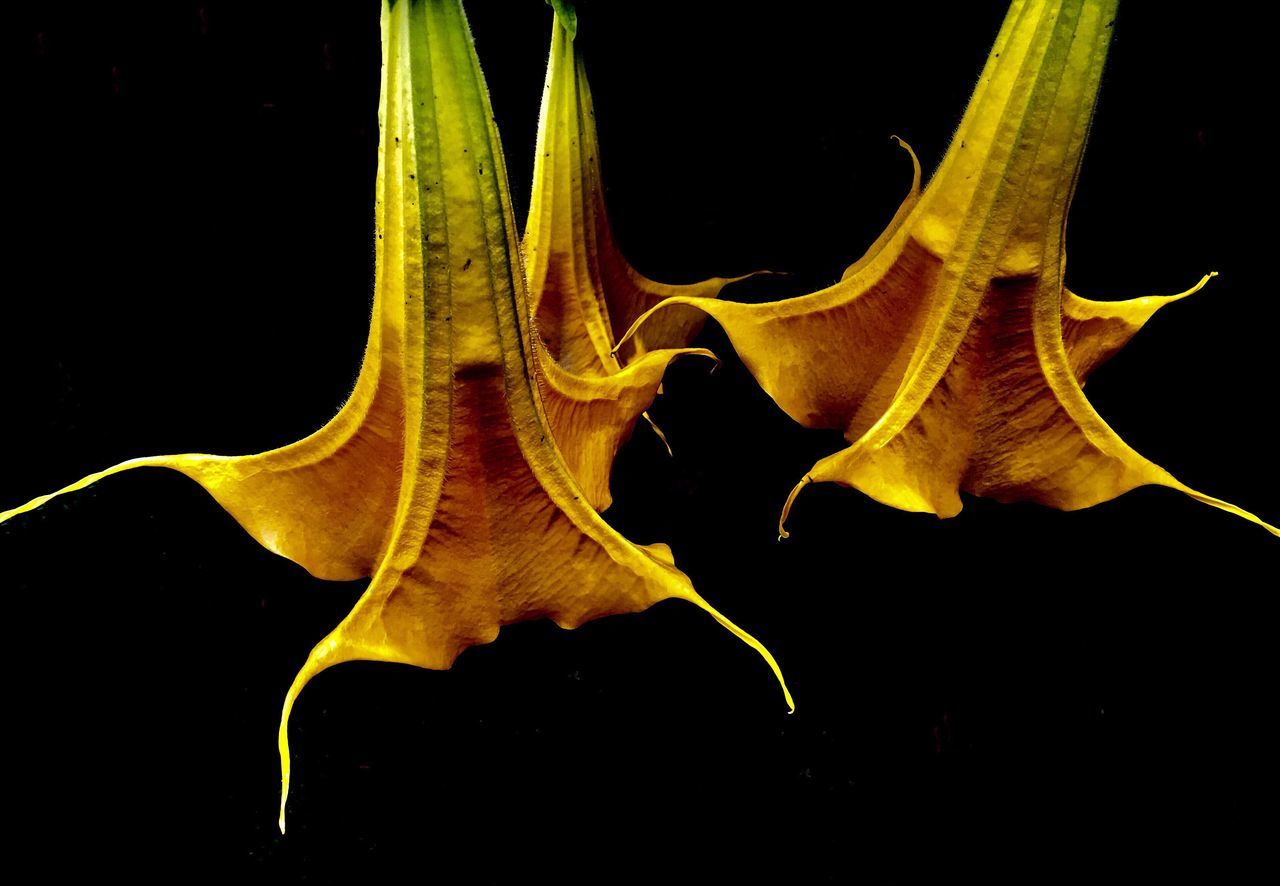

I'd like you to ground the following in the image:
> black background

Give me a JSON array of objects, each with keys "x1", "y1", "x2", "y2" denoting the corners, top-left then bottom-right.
[{"x1": 5, "y1": 1, "x2": 1276, "y2": 881}]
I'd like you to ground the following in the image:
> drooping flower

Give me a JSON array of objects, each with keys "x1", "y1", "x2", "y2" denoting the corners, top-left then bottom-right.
[
  {"x1": 618, "y1": 0, "x2": 1277, "y2": 538},
  {"x1": 0, "y1": 0, "x2": 792, "y2": 832},
  {"x1": 525, "y1": 0, "x2": 758, "y2": 510}
]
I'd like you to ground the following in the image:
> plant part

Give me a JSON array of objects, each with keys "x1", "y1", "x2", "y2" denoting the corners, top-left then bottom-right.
[
  {"x1": 0, "y1": 0, "x2": 792, "y2": 831},
  {"x1": 525, "y1": 0, "x2": 756, "y2": 510},
  {"x1": 618, "y1": 0, "x2": 1277, "y2": 538}
]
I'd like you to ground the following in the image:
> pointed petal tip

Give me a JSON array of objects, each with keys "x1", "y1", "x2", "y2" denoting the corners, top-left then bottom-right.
[
  {"x1": 641, "y1": 412, "x2": 674, "y2": 457},
  {"x1": 0, "y1": 455, "x2": 183, "y2": 525},
  {"x1": 886, "y1": 134, "x2": 921, "y2": 174},
  {"x1": 1171, "y1": 482, "x2": 1280, "y2": 538},
  {"x1": 1175, "y1": 271, "x2": 1218, "y2": 302},
  {"x1": 725, "y1": 267, "x2": 790, "y2": 285},
  {"x1": 777, "y1": 475, "x2": 813, "y2": 542},
  {"x1": 690, "y1": 595, "x2": 792, "y2": 715},
  {"x1": 276, "y1": 633, "x2": 348, "y2": 834},
  {"x1": 887, "y1": 133, "x2": 916, "y2": 155},
  {"x1": 839, "y1": 134, "x2": 922, "y2": 281}
]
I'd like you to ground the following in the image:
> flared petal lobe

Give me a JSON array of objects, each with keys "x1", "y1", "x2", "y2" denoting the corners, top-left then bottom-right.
[{"x1": 0, "y1": 257, "x2": 406, "y2": 582}]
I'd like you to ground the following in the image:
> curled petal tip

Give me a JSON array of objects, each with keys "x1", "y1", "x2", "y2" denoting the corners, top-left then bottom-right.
[
  {"x1": 1163, "y1": 271, "x2": 1219, "y2": 304},
  {"x1": 777, "y1": 475, "x2": 813, "y2": 541},
  {"x1": 887, "y1": 133, "x2": 918, "y2": 157}
]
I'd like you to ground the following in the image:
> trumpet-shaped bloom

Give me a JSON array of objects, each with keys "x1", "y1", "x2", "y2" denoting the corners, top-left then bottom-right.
[
  {"x1": 0, "y1": 0, "x2": 791, "y2": 831},
  {"x1": 619, "y1": 0, "x2": 1277, "y2": 538},
  {"x1": 525, "y1": 3, "x2": 756, "y2": 510}
]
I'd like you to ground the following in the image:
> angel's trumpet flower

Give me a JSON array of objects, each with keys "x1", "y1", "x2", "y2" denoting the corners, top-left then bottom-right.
[
  {"x1": 526, "y1": 1, "x2": 758, "y2": 509},
  {"x1": 617, "y1": 0, "x2": 1277, "y2": 538},
  {"x1": 0, "y1": 0, "x2": 791, "y2": 833}
]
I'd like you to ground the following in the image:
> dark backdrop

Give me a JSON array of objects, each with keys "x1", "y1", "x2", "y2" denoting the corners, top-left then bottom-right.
[{"x1": 5, "y1": 2, "x2": 1275, "y2": 881}]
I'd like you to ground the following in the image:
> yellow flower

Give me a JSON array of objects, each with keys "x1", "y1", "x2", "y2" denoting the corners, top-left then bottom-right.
[
  {"x1": 0, "y1": 0, "x2": 790, "y2": 833},
  {"x1": 526, "y1": 2, "x2": 765, "y2": 510},
  {"x1": 618, "y1": 0, "x2": 1277, "y2": 539}
]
